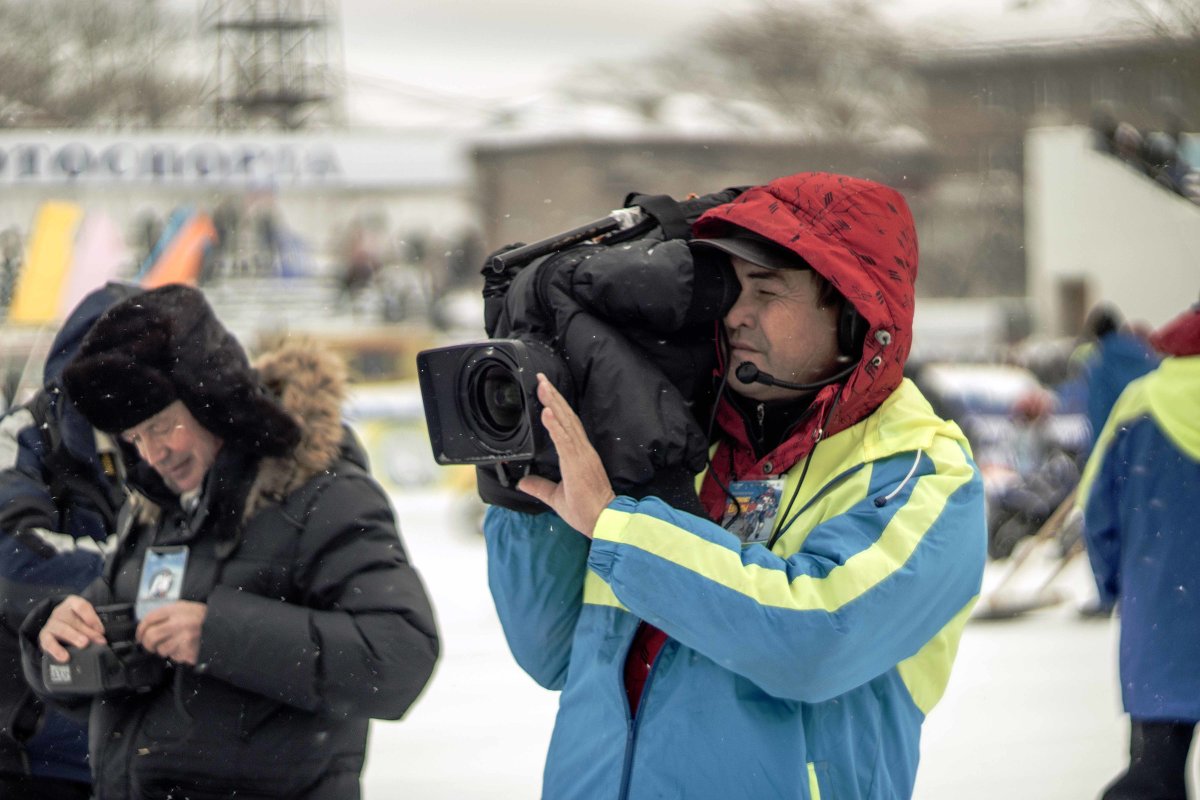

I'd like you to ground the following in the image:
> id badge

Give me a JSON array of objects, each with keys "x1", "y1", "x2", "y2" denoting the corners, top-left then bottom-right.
[
  {"x1": 721, "y1": 479, "x2": 785, "y2": 546},
  {"x1": 136, "y1": 546, "x2": 189, "y2": 620}
]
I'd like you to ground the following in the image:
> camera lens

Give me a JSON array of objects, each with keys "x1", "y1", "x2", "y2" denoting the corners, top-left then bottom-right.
[
  {"x1": 464, "y1": 357, "x2": 529, "y2": 449},
  {"x1": 479, "y1": 366, "x2": 524, "y2": 432},
  {"x1": 421, "y1": 339, "x2": 566, "y2": 464}
]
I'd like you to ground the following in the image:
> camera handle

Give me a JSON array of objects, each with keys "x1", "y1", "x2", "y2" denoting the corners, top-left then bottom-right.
[
  {"x1": 493, "y1": 460, "x2": 531, "y2": 489},
  {"x1": 487, "y1": 207, "x2": 649, "y2": 273}
]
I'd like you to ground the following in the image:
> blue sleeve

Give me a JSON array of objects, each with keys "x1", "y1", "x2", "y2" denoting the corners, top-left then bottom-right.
[
  {"x1": 483, "y1": 505, "x2": 591, "y2": 690},
  {"x1": 588, "y1": 445, "x2": 986, "y2": 703},
  {"x1": 1054, "y1": 374, "x2": 1089, "y2": 416},
  {"x1": 1081, "y1": 433, "x2": 1124, "y2": 604},
  {"x1": 0, "y1": 407, "x2": 106, "y2": 632}
]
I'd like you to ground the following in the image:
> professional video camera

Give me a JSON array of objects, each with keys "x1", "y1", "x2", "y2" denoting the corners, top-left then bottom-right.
[
  {"x1": 417, "y1": 188, "x2": 745, "y2": 513},
  {"x1": 41, "y1": 603, "x2": 166, "y2": 695}
]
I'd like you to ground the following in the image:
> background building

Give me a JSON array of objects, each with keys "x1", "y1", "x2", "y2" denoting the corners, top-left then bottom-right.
[{"x1": 914, "y1": 10, "x2": 1200, "y2": 312}]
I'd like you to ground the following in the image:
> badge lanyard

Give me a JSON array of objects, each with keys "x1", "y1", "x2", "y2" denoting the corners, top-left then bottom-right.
[
  {"x1": 707, "y1": 332, "x2": 848, "y2": 551},
  {"x1": 135, "y1": 545, "x2": 190, "y2": 620},
  {"x1": 764, "y1": 386, "x2": 846, "y2": 549}
]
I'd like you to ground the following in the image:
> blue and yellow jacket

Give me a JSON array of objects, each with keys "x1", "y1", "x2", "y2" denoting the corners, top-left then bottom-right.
[
  {"x1": 486, "y1": 378, "x2": 986, "y2": 799},
  {"x1": 1077, "y1": 355, "x2": 1200, "y2": 721}
]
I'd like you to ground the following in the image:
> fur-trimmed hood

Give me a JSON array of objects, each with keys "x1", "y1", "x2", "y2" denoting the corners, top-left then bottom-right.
[{"x1": 245, "y1": 343, "x2": 349, "y2": 517}]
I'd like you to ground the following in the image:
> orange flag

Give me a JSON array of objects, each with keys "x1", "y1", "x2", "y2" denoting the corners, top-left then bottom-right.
[{"x1": 141, "y1": 212, "x2": 217, "y2": 289}]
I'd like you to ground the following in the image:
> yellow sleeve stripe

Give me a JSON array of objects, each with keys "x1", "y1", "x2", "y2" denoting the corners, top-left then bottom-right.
[
  {"x1": 896, "y1": 597, "x2": 976, "y2": 714},
  {"x1": 1076, "y1": 385, "x2": 1152, "y2": 509},
  {"x1": 583, "y1": 570, "x2": 626, "y2": 609},
  {"x1": 808, "y1": 762, "x2": 822, "y2": 800},
  {"x1": 594, "y1": 438, "x2": 974, "y2": 614}
]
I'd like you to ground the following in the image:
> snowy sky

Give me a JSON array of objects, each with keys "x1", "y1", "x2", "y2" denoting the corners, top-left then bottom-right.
[
  {"x1": 333, "y1": 0, "x2": 1113, "y2": 128},
  {"x1": 336, "y1": 0, "x2": 766, "y2": 126}
]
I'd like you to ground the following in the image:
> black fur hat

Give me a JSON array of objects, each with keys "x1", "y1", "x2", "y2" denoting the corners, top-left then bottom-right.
[{"x1": 62, "y1": 284, "x2": 301, "y2": 457}]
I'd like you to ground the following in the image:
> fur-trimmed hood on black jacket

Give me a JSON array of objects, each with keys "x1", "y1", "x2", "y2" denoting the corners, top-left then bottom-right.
[{"x1": 249, "y1": 344, "x2": 352, "y2": 513}]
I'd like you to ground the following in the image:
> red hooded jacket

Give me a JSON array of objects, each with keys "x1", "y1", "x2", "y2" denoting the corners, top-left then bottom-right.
[
  {"x1": 1150, "y1": 302, "x2": 1200, "y2": 357},
  {"x1": 693, "y1": 172, "x2": 919, "y2": 515},
  {"x1": 626, "y1": 172, "x2": 921, "y2": 713}
]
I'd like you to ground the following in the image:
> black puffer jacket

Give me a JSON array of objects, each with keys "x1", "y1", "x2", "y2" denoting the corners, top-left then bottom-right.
[{"x1": 20, "y1": 345, "x2": 439, "y2": 800}]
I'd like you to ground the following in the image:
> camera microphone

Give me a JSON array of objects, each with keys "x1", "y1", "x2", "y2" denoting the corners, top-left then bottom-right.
[
  {"x1": 487, "y1": 207, "x2": 649, "y2": 272},
  {"x1": 734, "y1": 361, "x2": 856, "y2": 392}
]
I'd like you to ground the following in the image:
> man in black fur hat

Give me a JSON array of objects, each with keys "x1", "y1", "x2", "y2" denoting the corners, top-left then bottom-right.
[{"x1": 18, "y1": 284, "x2": 439, "y2": 800}]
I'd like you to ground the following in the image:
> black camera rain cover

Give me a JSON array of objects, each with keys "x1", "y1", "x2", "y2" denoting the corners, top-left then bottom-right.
[{"x1": 485, "y1": 237, "x2": 725, "y2": 516}]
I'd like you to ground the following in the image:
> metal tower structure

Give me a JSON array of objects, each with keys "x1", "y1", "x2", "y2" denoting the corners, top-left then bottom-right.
[{"x1": 203, "y1": 0, "x2": 345, "y2": 130}]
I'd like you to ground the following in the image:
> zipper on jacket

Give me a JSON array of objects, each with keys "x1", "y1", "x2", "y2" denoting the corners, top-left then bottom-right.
[
  {"x1": 728, "y1": 394, "x2": 818, "y2": 463},
  {"x1": 617, "y1": 719, "x2": 637, "y2": 800},
  {"x1": 616, "y1": 637, "x2": 668, "y2": 800},
  {"x1": 118, "y1": 702, "x2": 154, "y2": 800}
]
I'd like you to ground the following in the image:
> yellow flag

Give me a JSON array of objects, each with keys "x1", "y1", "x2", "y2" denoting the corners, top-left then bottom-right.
[{"x1": 7, "y1": 202, "x2": 84, "y2": 324}]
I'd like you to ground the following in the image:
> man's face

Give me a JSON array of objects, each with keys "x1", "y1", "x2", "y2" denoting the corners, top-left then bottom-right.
[
  {"x1": 121, "y1": 400, "x2": 223, "y2": 494},
  {"x1": 724, "y1": 256, "x2": 844, "y2": 402}
]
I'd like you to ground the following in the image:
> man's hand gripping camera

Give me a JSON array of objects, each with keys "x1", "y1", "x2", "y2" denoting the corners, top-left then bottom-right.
[{"x1": 41, "y1": 603, "x2": 166, "y2": 695}]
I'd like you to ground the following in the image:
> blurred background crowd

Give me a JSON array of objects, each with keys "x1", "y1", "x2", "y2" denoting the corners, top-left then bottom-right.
[
  {"x1": 1, "y1": 0, "x2": 1198, "y2": 796},
  {"x1": 2, "y1": 0, "x2": 1198, "y2": 568}
]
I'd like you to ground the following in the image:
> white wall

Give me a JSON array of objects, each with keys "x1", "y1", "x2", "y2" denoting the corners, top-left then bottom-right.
[{"x1": 1025, "y1": 126, "x2": 1200, "y2": 334}]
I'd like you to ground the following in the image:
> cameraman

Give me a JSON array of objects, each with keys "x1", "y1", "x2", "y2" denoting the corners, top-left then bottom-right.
[
  {"x1": 18, "y1": 285, "x2": 439, "y2": 800},
  {"x1": 486, "y1": 172, "x2": 987, "y2": 799}
]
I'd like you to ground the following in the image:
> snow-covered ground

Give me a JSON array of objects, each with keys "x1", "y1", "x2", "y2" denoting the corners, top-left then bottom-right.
[{"x1": 365, "y1": 488, "x2": 1137, "y2": 799}]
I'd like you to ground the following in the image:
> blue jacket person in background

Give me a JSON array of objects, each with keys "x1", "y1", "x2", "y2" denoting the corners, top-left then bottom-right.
[
  {"x1": 0, "y1": 282, "x2": 139, "y2": 800},
  {"x1": 486, "y1": 173, "x2": 987, "y2": 799},
  {"x1": 1078, "y1": 302, "x2": 1200, "y2": 800}
]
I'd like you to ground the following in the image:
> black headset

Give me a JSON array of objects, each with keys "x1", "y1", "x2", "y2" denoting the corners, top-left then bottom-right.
[
  {"x1": 837, "y1": 300, "x2": 869, "y2": 360},
  {"x1": 733, "y1": 298, "x2": 869, "y2": 392}
]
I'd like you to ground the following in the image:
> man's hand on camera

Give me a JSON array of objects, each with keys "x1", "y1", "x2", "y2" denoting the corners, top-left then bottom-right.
[
  {"x1": 518, "y1": 373, "x2": 616, "y2": 538},
  {"x1": 39, "y1": 595, "x2": 106, "y2": 664},
  {"x1": 136, "y1": 601, "x2": 207, "y2": 666}
]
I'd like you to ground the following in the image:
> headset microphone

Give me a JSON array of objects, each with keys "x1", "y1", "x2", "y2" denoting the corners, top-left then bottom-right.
[{"x1": 735, "y1": 361, "x2": 856, "y2": 392}]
